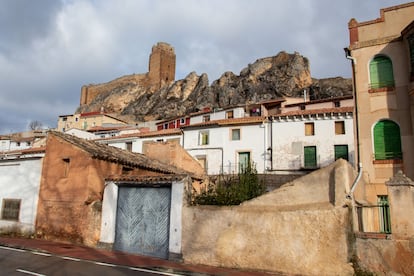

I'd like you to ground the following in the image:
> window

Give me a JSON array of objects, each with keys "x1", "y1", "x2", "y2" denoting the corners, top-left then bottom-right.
[
  {"x1": 335, "y1": 121, "x2": 345, "y2": 135},
  {"x1": 231, "y1": 129, "x2": 240, "y2": 141},
  {"x1": 378, "y1": 195, "x2": 391, "y2": 234},
  {"x1": 126, "y1": 142, "x2": 132, "y2": 152},
  {"x1": 16, "y1": 142, "x2": 21, "y2": 147},
  {"x1": 300, "y1": 104, "x2": 306, "y2": 110},
  {"x1": 238, "y1": 152, "x2": 251, "y2": 173},
  {"x1": 62, "y1": 158, "x2": 70, "y2": 177},
  {"x1": 164, "y1": 123, "x2": 168, "y2": 129},
  {"x1": 304, "y1": 146, "x2": 317, "y2": 168},
  {"x1": 202, "y1": 115, "x2": 210, "y2": 122},
  {"x1": 369, "y1": 55, "x2": 395, "y2": 90},
  {"x1": 199, "y1": 131, "x2": 209, "y2": 145},
  {"x1": 334, "y1": 101, "x2": 340, "y2": 107},
  {"x1": 334, "y1": 145, "x2": 349, "y2": 161},
  {"x1": 408, "y1": 34, "x2": 414, "y2": 78},
  {"x1": 373, "y1": 120, "x2": 402, "y2": 160},
  {"x1": 226, "y1": 110, "x2": 234, "y2": 119},
  {"x1": 1, "y1": 199, "x2": 21, "y2": 221},
  {"x1": 305, "y1": 122, "x2": 314, "y2": 136},
  {"x1": 122, "y1": 166, "x2": 133, "y2": 175},
  {"x1": 180, "y1": 118, "x2": 185, "y2": 124}
]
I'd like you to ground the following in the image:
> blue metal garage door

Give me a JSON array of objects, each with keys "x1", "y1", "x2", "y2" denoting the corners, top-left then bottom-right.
[{"x1": 114, "y1": 186, "x2": 171, "y2": 259}]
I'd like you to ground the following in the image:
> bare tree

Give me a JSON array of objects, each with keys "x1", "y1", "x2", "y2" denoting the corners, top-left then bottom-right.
[{"x1": 28, "y1": 120, "x2": 43, "y2": 130}]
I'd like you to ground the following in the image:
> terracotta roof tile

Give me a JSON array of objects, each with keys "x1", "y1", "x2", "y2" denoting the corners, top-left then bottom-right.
[
  {"x1": 274, "y1": 106, "x2": 353, "y2": 117},
  {"x1": 49, "y1": 131, "x2": 188, "y2": 175},
  {"x1": 182, "y1": 116, "x2": 265, "y2": 128}
]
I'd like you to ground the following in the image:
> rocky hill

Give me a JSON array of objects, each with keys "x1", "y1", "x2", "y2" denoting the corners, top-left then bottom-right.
[{"x1": 77, "y1": 51, "x2": 352, "y2": 122}]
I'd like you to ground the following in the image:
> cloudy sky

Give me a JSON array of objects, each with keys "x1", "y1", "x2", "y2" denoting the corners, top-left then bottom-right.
[{"x1": 0, "y1": 0, "x2": 409, "y2": 134}]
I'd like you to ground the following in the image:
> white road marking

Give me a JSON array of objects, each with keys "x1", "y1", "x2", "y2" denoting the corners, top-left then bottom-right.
[
  {"x1": 93, "y1": 261, "x2": 116, "y2": 267},
  {"x1": 60, "y1": 256, "x2": 80, "y2": 261},
  {"x1": 32, "y1": 252, "x2": 51, "y2": 257},
  {"x1": 0, "y1": 246, "x2": 25, "y2": 252},
  {"x1": 16, "y1": 269, "x2": 45, "y2": 276},
  {"x1": 128, "y1": 266, "x2": 183, "y2": 275}
]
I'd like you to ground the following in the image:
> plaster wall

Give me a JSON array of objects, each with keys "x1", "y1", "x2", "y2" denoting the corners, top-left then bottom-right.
[
  {"x1": 183, "y1": 123, "x2": 266, "y2": 174},
  {"x1": 355, "y1": 4, "x2": 414, "y2": 43},
  {"x1": 0, "y1": 157, "x2": 43, "y2": 235},
  {"x1": 352, "y1": 38, "x2": 414, "y2": 203},
  {"x1": 182, "y1": 159, "x2": 356, "y2": 275},
  {"x1": 272, "y1": 115, "x2": 354, "y2": 170}
]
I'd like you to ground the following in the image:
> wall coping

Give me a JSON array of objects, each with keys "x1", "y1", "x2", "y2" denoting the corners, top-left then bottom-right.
[{"x1": 386, "y1": 170, "x2": 414, "y2": 187}]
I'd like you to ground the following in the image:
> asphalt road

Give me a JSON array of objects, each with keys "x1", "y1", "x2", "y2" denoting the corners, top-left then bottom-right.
[{"x1": 0, "y1": 246, "x2": 183, "y2": 276}]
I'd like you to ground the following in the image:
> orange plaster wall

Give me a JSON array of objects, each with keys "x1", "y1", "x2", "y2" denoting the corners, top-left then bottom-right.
[{"x1": 36, "y1": 134, "x2": 164, "y2": 245}]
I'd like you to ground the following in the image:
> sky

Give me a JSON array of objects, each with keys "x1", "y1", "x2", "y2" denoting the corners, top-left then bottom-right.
[{"x1": 0, "y1": 0, "x2": 409, "y2": 134}]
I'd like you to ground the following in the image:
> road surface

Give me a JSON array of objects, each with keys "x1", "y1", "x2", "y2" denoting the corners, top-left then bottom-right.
[{"x1": 0, "y1": 246, "x2": 183, "y2": 276}]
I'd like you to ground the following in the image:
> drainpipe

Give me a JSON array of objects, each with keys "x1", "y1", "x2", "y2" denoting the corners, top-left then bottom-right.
[
  {"x1": 268, "y1": 117, "x2": 273, "y2": 171},
  {"x1": 344, "y1": 47, "x2": 362, "y2": 199}
]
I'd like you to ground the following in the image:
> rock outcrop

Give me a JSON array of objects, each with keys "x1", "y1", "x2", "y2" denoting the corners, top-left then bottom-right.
[{"x1": 77, "y1": 51, "x2": 352, "y2": 122}]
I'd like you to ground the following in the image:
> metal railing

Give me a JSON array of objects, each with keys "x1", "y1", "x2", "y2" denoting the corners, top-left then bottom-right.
[
  {"x1": 369, "y1": 80, "x2": 395, "y2": 90},
  {"x1": 374, "y1": 151, "x2": 402, "y2": 160},
  {"x1": 356, "y1": 205, "x2": 391, "y2": 234}
]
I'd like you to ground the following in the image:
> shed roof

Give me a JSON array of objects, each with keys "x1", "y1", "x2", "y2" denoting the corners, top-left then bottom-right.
[{"x1": 49, "y1": 131, "x2": 190, "y2": 176}]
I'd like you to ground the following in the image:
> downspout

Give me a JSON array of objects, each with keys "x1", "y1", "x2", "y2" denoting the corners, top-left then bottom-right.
[
  {"x1": 344, "y1": 47, "x2": 362, "y2": 199},
  {"x1": 269, "y1": 117, "x2": 273, "y2": 171}
]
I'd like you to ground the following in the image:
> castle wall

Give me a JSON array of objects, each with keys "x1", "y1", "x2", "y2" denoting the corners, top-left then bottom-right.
[{"x1": 80, "y1": 42, "x2": 176, "y2": 106}]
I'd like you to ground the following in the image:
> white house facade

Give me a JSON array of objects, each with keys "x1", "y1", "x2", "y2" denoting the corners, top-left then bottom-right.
[
  {"x1": 269, "y1": 107, "x2": 354, "y2": 172},
  {"x1": 0, "y1": 148, "x2": 45, "y2": 235},
  {"x1": 182, "y1": 117, "x2": 267, "y2": 175}
]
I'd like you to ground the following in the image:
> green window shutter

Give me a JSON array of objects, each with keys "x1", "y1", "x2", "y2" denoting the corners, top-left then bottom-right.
[
  {"x1": 334, "y1": 145, "x2": 349, "y2": 161},
  {"x1": 369, "y1": 56, "x2": 394, "y2": 89},
  {"x1": 373, "y1": 120, "x2": 402, "y2": 160},
  {"x1": 304, "y1": 146, "x2": 317, "y2": 168}
]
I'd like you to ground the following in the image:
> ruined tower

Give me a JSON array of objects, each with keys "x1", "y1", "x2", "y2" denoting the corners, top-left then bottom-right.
[
  {"x1": 79, "y1": 42, "x2": 176, "y2": 106},
  {"x1": 148, "y1": 42, "x2": 176, "y2": 89}
]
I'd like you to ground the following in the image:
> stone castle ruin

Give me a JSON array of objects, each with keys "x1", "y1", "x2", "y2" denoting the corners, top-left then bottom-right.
[{"x1": 80, "y1": 42, "x2": 176, "y2": 106}]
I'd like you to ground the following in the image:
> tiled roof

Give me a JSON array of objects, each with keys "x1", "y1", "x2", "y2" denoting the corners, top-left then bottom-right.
[
  {"x1": 182, "y1": 116, "x2": 265, "y2": 128},
  {"x1": 95, "y1": 128, "x2": 182, "y2": 141},
  {"x1": 49, "y1": 131, "x2": 188, "y2": 175},
  {"x1": 106, "y1": 174, "x2": 190, "y2": 183},
  {"x1": 283, "y1": 96, "x2": 353, "y2": 107},
  {"x1": 87, "y1": 125, "x2": 129, "y2": 132},
  {"x1": 0, "y1": 146, "x2": 46, "y2": 156},
  {"x1": 272, "y1": 106, "x2": 353, "y2": 117}
]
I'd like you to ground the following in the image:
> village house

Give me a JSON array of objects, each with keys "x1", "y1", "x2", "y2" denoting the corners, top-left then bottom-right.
[
  {"x1": 0, "y1": 147, "x2": 45, "y2": 235},
  {"x1": 0, "y1": 130, "x2": 47, "y2": 152},
  {"x1": 345, "y1": 2, "x2": 414, "y2": 203},
  {"x1": 36, "y1": 131, "x2": 201, "y2": 247},
  {"x1": 57, "y1": 111, "x2": 128, "y2": 132}
]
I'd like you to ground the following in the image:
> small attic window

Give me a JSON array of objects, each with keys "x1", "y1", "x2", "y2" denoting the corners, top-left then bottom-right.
[
  {"x1": 122, "y1": 166, "x2": 133, "y2": 175},
  {"x1": 62, "y1": 158, "x2": 70, "y2": 177}
]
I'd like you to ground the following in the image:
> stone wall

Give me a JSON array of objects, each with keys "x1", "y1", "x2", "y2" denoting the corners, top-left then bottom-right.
[
  {"x1": 80, "y1": 42, "x2": 175, "y2": 106},
  {"x1": 182, "y1": 159, "x2": 356, "y2": 275}
]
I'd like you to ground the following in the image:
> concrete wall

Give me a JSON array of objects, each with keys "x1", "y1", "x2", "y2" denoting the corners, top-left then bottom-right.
[
  {"x1": 0, "y1": 157, "x2": 43, "y2": 235},
  {"x1": 182, "y1": 159, "x2": 356, "y2": 275}
]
